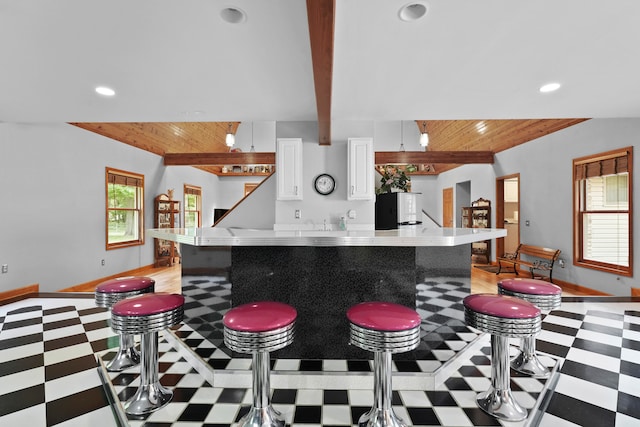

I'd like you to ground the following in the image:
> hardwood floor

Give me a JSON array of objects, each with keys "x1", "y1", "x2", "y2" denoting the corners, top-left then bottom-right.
[
  {"x1": 138, "y1": 262, "x2": 589, "y2": 297},
  {"x1": 141, "y1": 264, "x2": 183, "y2": 294}
]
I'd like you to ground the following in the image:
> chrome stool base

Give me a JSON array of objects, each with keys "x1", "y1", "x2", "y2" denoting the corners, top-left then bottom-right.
[
  {"x1": 358, "y1": 408, "x2": 408, "y2": 427},
  {"x1": 106, "y1": 333, "x2": 140, "y2": 372},
  {"x1": 347, "y1": 303, "x2": 421, "y2": 427},
  {"x1": 95, "y1": 276, "x2": 154, "y2": 372},
  {"x1": 510, "y1": 336, "x2": 550, "y2": 378},
  {"x1": 223, "y1": 302, "x2": 297, "y2": 427},
  {"x1": 237, "y1": 405, "x2": 285, "y2": 427},
  {"x1": 124, "y1": 331, "x2": 172, "y2": 416},
  {"x1": 498, "y1": 279, "x2": 561, "y2": 380},
  {"x1": 111, "y1": 293, "x2": 185, "y2": 416},
  {"x1": 463, "y1": 294, "x2": 541, "y2": 422},
  {"x1": 125, "y1": 382, "x2": 173, "y2": 416},
  {"x1": 478, "y1": 335, "x2": 527, "y2": 422},
  {"x1": 356, "y1": 351, "x2": 410, "y2": 427},
  {"x1": 477, "y1": 386, "x2": 527, "y2": 422}
]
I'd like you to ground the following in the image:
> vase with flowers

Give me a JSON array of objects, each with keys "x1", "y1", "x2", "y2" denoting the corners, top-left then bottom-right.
[{"x1": 377, "y1": 165, "x2": 416, "y2": 194}]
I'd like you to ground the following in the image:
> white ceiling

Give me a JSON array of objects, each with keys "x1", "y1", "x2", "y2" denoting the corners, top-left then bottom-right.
[{"x1": 2, "y1": 0, "x2": 640, "y2": 124}]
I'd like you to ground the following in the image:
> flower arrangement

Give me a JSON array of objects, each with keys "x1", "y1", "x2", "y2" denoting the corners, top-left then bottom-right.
[{"x1": 377, "y1": 165, "x2": 416, "y2": 194}]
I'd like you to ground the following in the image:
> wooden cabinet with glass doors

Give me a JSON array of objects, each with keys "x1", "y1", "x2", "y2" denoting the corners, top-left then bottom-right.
[
  {"x1": 154, "y1": 194, "x2": 181, "y2": 267},
  {"x1": 461, "y1": 198, "x2": 491, "y2": 263}
]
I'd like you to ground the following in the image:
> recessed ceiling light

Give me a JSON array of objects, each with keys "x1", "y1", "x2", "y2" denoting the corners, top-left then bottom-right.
[
  {"x1": 399, "y1": 2, "x2": 428, "y2": 22},
  {"x1": 539, "y1": 82, "x2": 561, "y2": 93},
  {"x1": 475, "y1": 121, "x2": 488, "y2": 134},
  {"x1": 95, "y1": 86, "x2": 115, "y2": 96},
  {"x1": 221, "y1": 7, "x2": 247, "y2": 24}
]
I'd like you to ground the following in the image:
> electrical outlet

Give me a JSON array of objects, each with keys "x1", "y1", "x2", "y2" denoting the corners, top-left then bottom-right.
[
  {"x1": 1, "y1": 264, "x2": 8, "y2": 274},
  {"x1": 525, "y1": 220, "x2": 530, "y2": 226},
  {"x1": 295, "y1": 209, "x2": 301, "y2": 219},
  {"x1": 559, "y1": 259, "x2": 565, "y2": 268},
  {"x1": 101, "y1": 259, "x2": 105, "y2": 266}
]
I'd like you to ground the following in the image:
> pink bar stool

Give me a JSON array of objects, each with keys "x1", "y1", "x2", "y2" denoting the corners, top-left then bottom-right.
[
  {"x1": 498, "y1": 278, "x2": 562, "y2": 378},
  {"x1": 464, "y1": 294, "x2": 541, "y2": 422},
  {"x1": 223, "y1": 301, "x2": 297, "y2": 427},
  {"x1": 111, "y1": 292, "x2": 185, "y2": 415},
  {"x1": 347, "y1": 302, "x2": 421, "y2": 427},
  {"x1": 95, "y1": 276, "x2": 155, "y2": 371}
]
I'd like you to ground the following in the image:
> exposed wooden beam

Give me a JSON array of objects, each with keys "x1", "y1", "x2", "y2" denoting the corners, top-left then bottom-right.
[
  {"x1": 164, "y1": 152, "x2": 275, "y2": 166},
  {"x1": 307, "y1": 0, "x2": 335, "y2": 145},
  {"x1": 375, "y1": 151, "x2": 494, "y2": 165}
]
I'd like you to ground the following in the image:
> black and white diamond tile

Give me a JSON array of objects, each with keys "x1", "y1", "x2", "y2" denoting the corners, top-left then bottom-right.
[
  {"x1": 2, "y1": 289, "x2": 640, "y2": 426},
  {"x1": 0, "y1": 298, "x2": 114, "y2": 426}
]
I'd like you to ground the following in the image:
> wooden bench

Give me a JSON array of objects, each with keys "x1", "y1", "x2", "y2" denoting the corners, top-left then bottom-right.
[{"x1": 497, "y1": 244, "x2": 561, "y2": 283}]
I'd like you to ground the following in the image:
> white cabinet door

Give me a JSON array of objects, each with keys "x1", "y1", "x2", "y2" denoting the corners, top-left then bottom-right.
[
  {"x1": 504, "y1": 180, "x2": 518, "y2": 202},
  {"x1": 348, "y1": 137, "x2": 374, "y2": 200},
  {"x1": 276, "y1": 138, "x2": 303, "y2": 200}
]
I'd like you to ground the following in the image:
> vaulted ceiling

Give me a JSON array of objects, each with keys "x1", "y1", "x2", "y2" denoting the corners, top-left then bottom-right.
[
  {"x1": 3, "y1": 1, "x2": 639, "y2": 174},
  {"x1": 72, "y1": 118, "x2": 587, "y2": 175}
]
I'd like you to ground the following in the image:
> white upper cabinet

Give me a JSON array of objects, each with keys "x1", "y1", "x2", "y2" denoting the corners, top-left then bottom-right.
[
  {"x1": 276, "y1": 138, "x2": 303, "y2": 200},
  {"x1": 348, "y1": 137, "x2": 374, "y2": 200},
  {"x1": 504, "y1": 180, "x2": 518, "y2": 202}
]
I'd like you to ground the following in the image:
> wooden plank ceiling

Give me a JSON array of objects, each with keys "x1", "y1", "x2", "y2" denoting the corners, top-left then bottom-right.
[
  {"x1": 71, "y1": 118, "x2": 587, "y2": 175},
  {"x1": 70, "y1": 3, "x2": 588, "y2": 176}
]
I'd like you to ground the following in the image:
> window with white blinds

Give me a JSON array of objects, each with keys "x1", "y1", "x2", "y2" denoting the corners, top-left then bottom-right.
[{"x1": 573, "y1": 147, "x2": 632, "y2": 276}]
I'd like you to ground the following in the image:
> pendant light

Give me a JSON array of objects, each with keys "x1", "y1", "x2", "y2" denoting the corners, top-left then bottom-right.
[
  {"x1": 399, "y1": 121, "x2": 406, "y2": 152},
  {"x1": 225, "y1": 123, "x2": 235, "y2": 147},
  {"x1": 420, "y1": 121, "x2": 429, "y2": 148}
]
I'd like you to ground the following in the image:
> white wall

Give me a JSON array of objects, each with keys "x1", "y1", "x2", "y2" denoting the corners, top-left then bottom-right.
[
  {"x1": 0, "y1": 123, "x2": 219, "y2": 292},
  {"x1": 3, "y1": 118, "x2": 636, "y2": 295},
  {"x1": 434, "y1": 118, "x2": 640, "y2": 296},
  {"x1": 216, "y1": 176, "x2": 276, "y2": 229},
  {"x1": 273, "y1": 121, "x2": 376, "y2": 229}
]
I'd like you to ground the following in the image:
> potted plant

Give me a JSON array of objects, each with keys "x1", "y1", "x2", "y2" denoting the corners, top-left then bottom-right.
[{"x1": 377, "y1": 165, "x2": 416, "y2": 194}]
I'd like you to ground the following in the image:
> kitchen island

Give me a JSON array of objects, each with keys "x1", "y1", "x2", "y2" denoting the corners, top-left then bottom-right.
[{"x1": 148, "y1": 226, "x2": 506, "y2": 359}]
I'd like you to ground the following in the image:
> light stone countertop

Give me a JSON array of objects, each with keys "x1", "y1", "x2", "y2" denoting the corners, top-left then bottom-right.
[{"x1": 147, "y1": 226, "x2": 506, "y2": 247}]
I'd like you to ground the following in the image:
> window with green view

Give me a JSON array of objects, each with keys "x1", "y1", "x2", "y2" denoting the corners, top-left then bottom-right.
[
  {"x1": 184, "y1": 184, "x2": 202, "y2": 228},
  {"x1": 106, "y1": 168, "x2": 144, "y2": 249}
]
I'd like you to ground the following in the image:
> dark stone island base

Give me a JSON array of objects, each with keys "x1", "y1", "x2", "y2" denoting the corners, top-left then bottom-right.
[{"x1": 181, "y1": 244, "x2": 471, "y2": 359}]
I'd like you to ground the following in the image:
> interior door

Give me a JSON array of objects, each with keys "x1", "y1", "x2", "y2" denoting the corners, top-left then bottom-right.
[
  {"x1": 496, "y1": 174, "x2": 520, "y2": 257},
  {"x1": 443, "y1": 187, "x2": 453, "y2": 227}
]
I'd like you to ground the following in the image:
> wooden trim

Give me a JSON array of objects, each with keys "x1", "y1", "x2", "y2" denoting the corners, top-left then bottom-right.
[
  {"x1": 307, "y1": 0, "x2": 335, "y2": 145},
  {"x1": 106, "y1": 167, "x2": 145, "y2": 250},
  {"x1": 0, "y1": 283, "x2": 39, "y2": 302},
  {"x1": 572, "y1": 146, "x2": 633, "y2": 276},
  {"x1": 553, "y1": 277, "x2": 612, "y2": 296},
  {"x1": 375, "y1": 151, "x2": 494, "y2": 165},
  {"x1": 166, "y1": 151, "x2": 493, "y2": 166},
  {"x1": 164, "y1": 152, "x2": 276, "y2": 166},
  {"x1": 58, "y1": 264, "x2": 155, "y2": 293}
]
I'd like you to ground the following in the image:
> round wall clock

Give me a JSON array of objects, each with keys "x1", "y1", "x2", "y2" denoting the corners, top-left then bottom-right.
[{"x1": 314, "y1": 173, "x2": 336, "y2": 195}]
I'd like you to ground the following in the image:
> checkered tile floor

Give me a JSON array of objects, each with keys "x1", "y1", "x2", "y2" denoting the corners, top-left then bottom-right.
[{"x1": 1, "y1": 289, "x2": 640, "y2": 426}]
